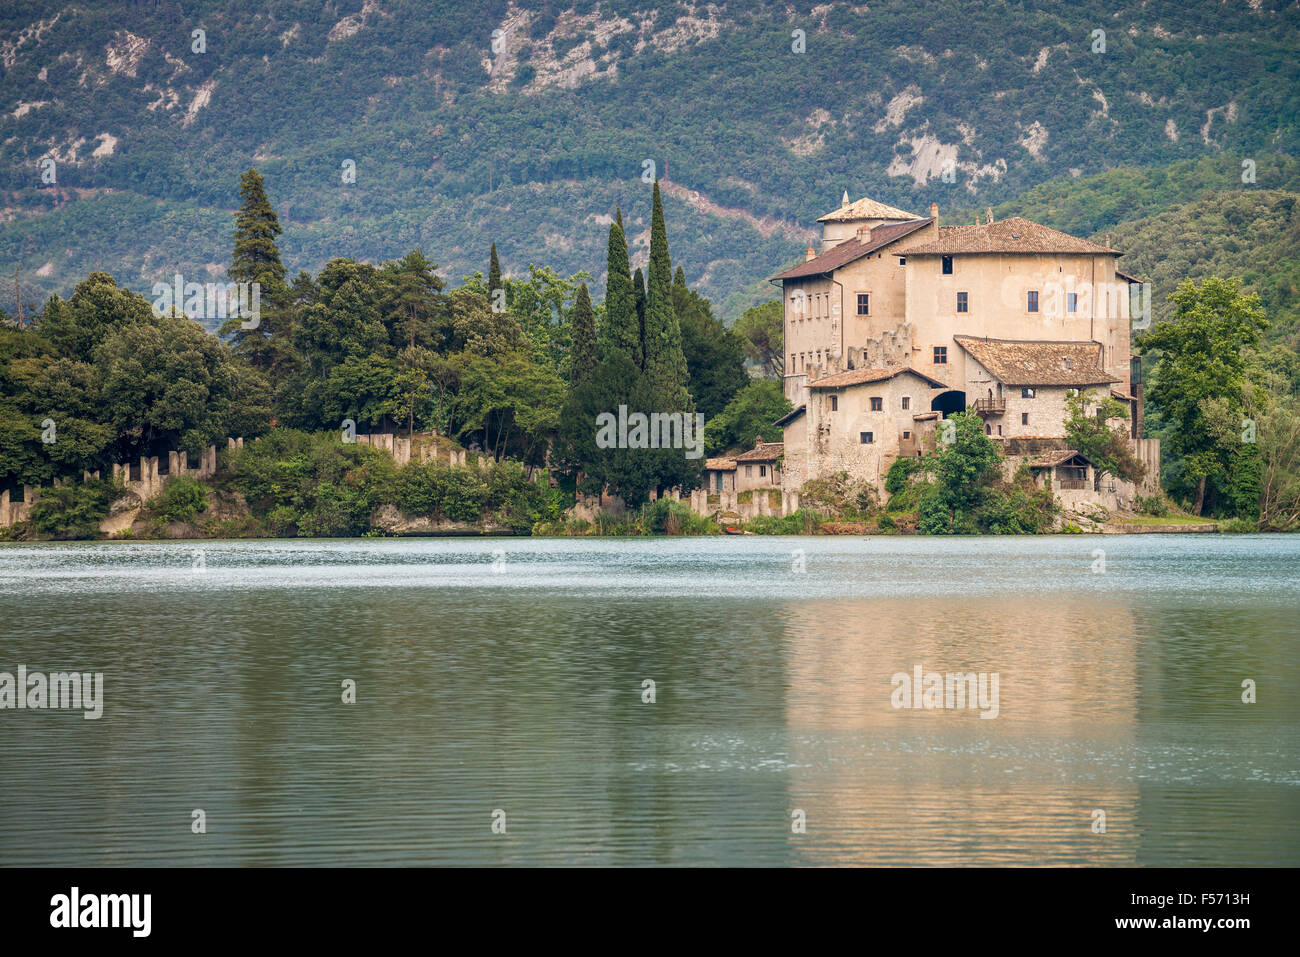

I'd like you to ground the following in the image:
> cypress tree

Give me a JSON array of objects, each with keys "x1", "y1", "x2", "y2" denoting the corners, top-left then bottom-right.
[
  {"x1": 632, "y1": 267, "x2": 646, "y2": 359},
  {"x1": 569, "y1": 283, "x2": 596, "y2": 386},
  {"x1": 600, "y1": 220, "x2": 640, "y2": 370},
  {"x1": 488, "y1": 242, "x2": 502, "y2": 295},
  {"x1": 642, "y1": 180, "x2": 697, "y2": 495},
  {"x1": 642, "y1": 179, "x2": 690, "y2": 406}
]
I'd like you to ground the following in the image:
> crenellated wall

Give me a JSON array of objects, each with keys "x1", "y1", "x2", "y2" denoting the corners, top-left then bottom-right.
[{"x1": 3, "y1": 442, "x2": 223, "y2": 529}]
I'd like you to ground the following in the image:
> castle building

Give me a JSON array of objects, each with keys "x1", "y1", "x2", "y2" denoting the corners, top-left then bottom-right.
[{"x1": 767, "y1": 194, "x2": 1157, "y2": 504}]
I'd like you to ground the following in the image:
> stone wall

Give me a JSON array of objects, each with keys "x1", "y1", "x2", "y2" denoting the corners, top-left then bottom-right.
[
  {"x1": 352, "y1": 432, "x2": 467, "y2": 467},
  {"x1": 2, "y1": 441, "x2": 224, "y2": 529},
  {"x1": 689, "y1": 487, "x2": 801, "y2": 520}
]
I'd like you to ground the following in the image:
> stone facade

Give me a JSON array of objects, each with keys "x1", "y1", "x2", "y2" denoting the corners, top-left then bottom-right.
[
  {"x1": 770, "y1": 194, "x2": 1157, "y2": 509},
  {"x1": 781, "y1": 368, "x2": 943, "y2": 490}
]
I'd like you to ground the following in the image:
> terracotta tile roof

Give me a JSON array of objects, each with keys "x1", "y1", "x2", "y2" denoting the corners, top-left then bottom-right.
[
  {"x1": 904, "y1": 217, "x2": 1116, "y2": 255},
  {"x1": 807, "y1": 365, "x2": 948, "y2": 390},
  {"x1": 1109, "y1": 387, "x2": 1134, "y2": 402},
  {"x1": 817, "y1": 195, "x2": 919, "y2": 223},
  {"x1": 769, "y1": 218, "x2": 933, "y2": 281},
  {"x1": 735, "y1": 442, "x2": 784, "y2": 463},
  {"x1": 704, "y1": 457, "x2": 737, "y2": 471},
  {"x1": 1116, "y1": 269, "x2": 1145, "y2": 284},
  {"x1": 954, "y1": 336, "x2": 1120, "y2": 386}
]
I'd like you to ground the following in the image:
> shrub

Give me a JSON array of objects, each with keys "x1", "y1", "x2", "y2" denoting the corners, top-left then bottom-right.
[
  {"x1": 225, "y1": 428, "x2": 397, "y2": 537},
  {"x1": 27, "y1": 477, "x2": 124, "y2": 540},
  {"x1": 643, "y1": 499, "x2": 719, "y2": 535},
  {"x1": 744, "y1": 508, "x2": 823, "y2": 535},
  {"x1": 885, "y1": 457, "x2": 919, "y2": 495},
  {"x1": 1219, "y1": 517, "x2": 1258, "y2": 533},
  {"x1": 151, "y1": 475, "x2": 208, "y2": 523},
  {"x1": 1136, "y1": 493, "x2": 1171, "y2": 517}
]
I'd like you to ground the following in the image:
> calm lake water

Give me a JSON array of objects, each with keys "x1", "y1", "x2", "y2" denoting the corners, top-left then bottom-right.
[{"x1": 1, "y1": 535, "x2": 1297, "y2": 866}]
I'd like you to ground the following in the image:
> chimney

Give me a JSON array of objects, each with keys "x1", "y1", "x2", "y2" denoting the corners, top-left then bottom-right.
[
  {"x1": 755, "y1": 435, "x2": 763, "y2": 446},
  {"x1": 929, "y1": 202, "x2": 939, "y2": 223},
  {"x1": 856, "y1": 225, "x2": 872, "y2": 243},
  {"x1": 805, "y1": 245, "x2": 816, "y2": 262},
  {"x1": 985, "y1": 207, "x2": 994, "y2": 224}
]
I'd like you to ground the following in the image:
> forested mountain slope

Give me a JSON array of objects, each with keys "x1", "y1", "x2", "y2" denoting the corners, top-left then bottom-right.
[{"x1": 2, "y1": 0, "x2": 1297, "y2": 323}]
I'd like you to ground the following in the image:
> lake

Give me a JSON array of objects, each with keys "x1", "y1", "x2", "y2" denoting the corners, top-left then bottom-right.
[{"x1": 1, "y1": 535, "x2": 1296, "y2": 866}]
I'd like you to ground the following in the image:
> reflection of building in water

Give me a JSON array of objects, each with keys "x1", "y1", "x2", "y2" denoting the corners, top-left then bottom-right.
[{"x1": 778, "y1": 595, "x2": 1141, "y2": 865}]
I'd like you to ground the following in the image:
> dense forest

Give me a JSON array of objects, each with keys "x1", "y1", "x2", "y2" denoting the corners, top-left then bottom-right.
[
  {"x1": 2, "y1": 0, "x2": 1298, "y2": 323},
  {"x1": 0, "y1": 169, "x2": 797, "y2": 536}
]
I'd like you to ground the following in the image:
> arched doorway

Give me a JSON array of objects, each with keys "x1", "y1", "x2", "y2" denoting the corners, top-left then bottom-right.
[{"x1": 931, "y1": 390, "x2": 966, "y2": 416}]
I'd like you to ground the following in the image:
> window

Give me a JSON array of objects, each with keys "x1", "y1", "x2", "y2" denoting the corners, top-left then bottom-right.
[
  {"x1": 956, "y1": 292, "x2": 968, "y2": 313},
  {"x1": 857, "y1": 293, "x2": 870, "y2": 315},
  {"x1": 830, "y1": 395, "x2": 838, "y2": 412},
  {"x1": 745, "y1": 465, "x2": 753, "y2": 477},
  {"x1": 899, "y1": 256, "x2": 907, "y2": 266},
  {"x1": 933, "y1": 346, "x2": 947, "y2": 364},
  {"x1": 997, "y1": 425, "x2": 1002, "y2": 435},
  {"x1": 1067, "y1": 292, "x2": 1078, "y2": 313},
  {"x1": 901, "y1": 396, "x2": 911, "y2": 410},
  {"x1": 860, "y1": 431, "x2": 874, "y2": 444},
  {"x1": 759, "y1": 465, "x2": 767, "y2": 477},
  {"x1": 986, "y1": 424, "x2": 992, "y2": 435},
  {"x1": 942, "y1": 255, "x2": 953, "y2": 275},
  {"x1": 716, "y1": 472, "x2": 723, "y2": 492},
  {"x1": 903, "y1": 431, "x2": 912, "y2": 440},
  {"x1": 1021, "y1": 387, "x2": 1035, "y2": 398},
  {"x1": 1027, "y1": 290, "x2": 1039, "y2": 312},
  {"x1": 1021, "y1": 413, "x2": 1029, "y2": 425},
  {"x1": 870, "y1": 397, "x2": 883, "y2": 411}
]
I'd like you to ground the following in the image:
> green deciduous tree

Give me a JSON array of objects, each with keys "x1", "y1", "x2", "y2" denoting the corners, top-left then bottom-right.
[
  {"x1": 1142, "y1": 277, "x2": 1268, "y2": 514},
  {"x1": 1064, "y1": 390, "x2": 1145, "y2": 485}
]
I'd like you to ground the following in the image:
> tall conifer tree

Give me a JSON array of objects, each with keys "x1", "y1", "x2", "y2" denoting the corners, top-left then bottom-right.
[
  {"x1": 569, "y1": 283, "x2": 596, "y2": 386},
  {"x1": 224, "y1": 168, "x2": 289, "y2": 371},
  {"x1": 231, "y1": 168, "x2": 285, "y2": 289},
  {"x1": 488, "y1": 242, "x2": 502, "y2": 295},
  {"x1": 642, "y1": 180, "x2": 690, "y2": 406},
  {"x1": 632, "y1": 267, "x2": 646, "y2": 361},
  {"x1": 600, "y1": 220, "x2": 640, "y2": 370}
]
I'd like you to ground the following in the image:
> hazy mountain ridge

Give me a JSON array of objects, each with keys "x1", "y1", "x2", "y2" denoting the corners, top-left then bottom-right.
[{"x1": 2, "y1": 0, "x2": 1297, "y2": 321}]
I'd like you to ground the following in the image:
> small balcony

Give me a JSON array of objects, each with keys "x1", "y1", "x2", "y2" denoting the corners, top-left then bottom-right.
[{"x1": 971, "y1": 397, "x2": 1005, "y2": 416}]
